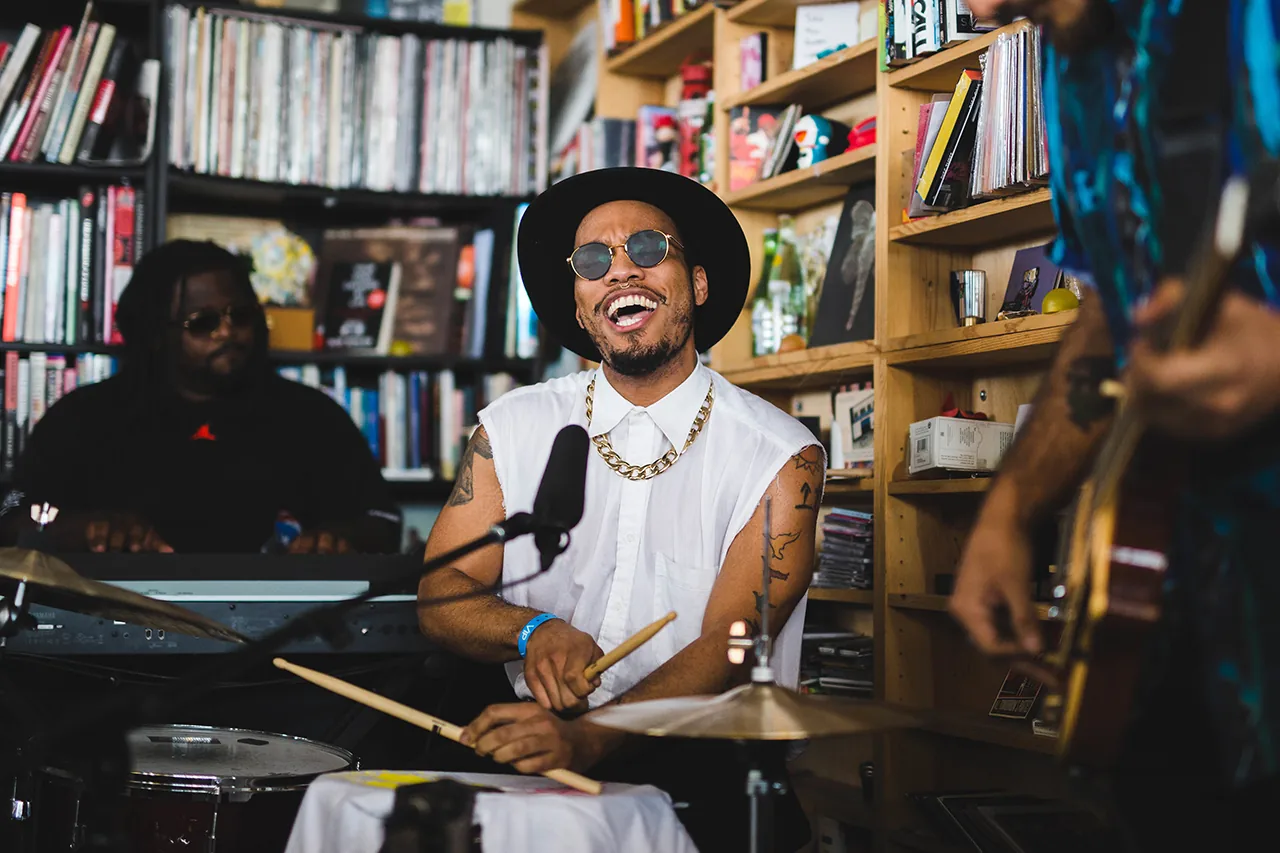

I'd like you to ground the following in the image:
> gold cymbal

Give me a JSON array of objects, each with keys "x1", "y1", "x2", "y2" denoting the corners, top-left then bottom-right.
[
  {"x1": 0, "y1": 548, "x2": 247, "y2": 644},
  {"x1": 585, "y1": 682, "x2": 920, "y2": 740}
]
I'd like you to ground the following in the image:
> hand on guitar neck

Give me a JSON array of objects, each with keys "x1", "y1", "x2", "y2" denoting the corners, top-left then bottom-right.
[{"x1": 1128, "y1": 279, "x2": 1280, "y2": 440}]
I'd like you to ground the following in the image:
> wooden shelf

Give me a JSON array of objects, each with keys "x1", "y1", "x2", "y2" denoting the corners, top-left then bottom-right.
[
  {"x1": 887, "y1": 478, "x2": 990, "y2": 495},
  {"x1": 791, "y1": 772, "x2": 875, "y2": 830},
  {"x1": 888, "y1": 20, "x2": 1031, "y2": 92},
  {"x1": 889, "y1": 593, "x2": 1053, "y2": 621},
  {"x1": 885, "y1": 310, "x2": 1076, "y2": 370},
  {"x1": 723, "y1": 39, "x2": 877, "y2": 110},
  {"x1": 722, "y1": 145, "x2": 875, "y2": 212},
  {"x1": 889, "y1": 188, "x2": 1056, "y2": 249},
  {"x1": 825, "y1": 473, "x2": 875, "y2": 501},
  {"x1": 915, "y1": 707, "x2": 1058, "y2": 755},
  {"x1": 717, "y1": 340, "x2": 875, "y2": 390},
  {"x1": 604, "y1": 4, "x2": 716, "y2": 78},
  {"x1": 512, "y1": 0, "x2": 592, "y2": 18},
  {"x1": 727, "y1": 0, "x2": 837, "y2": 27},
  {"x1": 809, "y1": 587, "x2": 874, "y2": 604}
]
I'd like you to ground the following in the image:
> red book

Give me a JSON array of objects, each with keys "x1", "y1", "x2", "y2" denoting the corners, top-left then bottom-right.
[{"x1": 2, "y1": 194, "x2": 27, "y2": 342}]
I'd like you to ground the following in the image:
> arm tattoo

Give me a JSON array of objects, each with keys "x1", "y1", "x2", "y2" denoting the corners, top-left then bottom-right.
[
  {"x1": 768, "y1": 530, "x2": 802, "y2": 561},
  {"x1": 446, "y1": 430, "x2": 492, "y2": 507},
  {"x1": 795, "y1": 480, "x2": 817, "y2": 511},
  {"x1": 1066, "y1": 356, "x2": 1118, "y2": 429},
  {"x1": 793, "y1": 445, "x2": 824, "y2": 475}
]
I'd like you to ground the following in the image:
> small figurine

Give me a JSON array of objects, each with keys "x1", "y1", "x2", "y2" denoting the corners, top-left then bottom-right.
[{"x1": 793, "y1": 115, "x2": 850, "y2": 169}]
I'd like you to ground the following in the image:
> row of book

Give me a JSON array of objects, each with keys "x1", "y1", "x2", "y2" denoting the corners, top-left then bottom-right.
[
  {"x1": 882, "y1": 0, "x2": 996, "y2": 67},
  {"x1": 600, "y1": 0, "x2": 708, "y2": 55},
  {"x1": 907, "y1": 24, "x2": 1046, "y2": 217},
  {"x1": 0, "y1": 185, "x2": 141, "y2": 348},
  {"x1": 276, "y1": 363, "x2": 518, "y2": 480},
  {"x1": 165, "y1": 4, "x2": 545, "y2": 197},
  {"x1": 813, "y1": 508, "x2": 872, "y2": 590},
  {"x1": 799, "y1": 631, "x2": 873, "y2": 697},
  {"x1": 1, "y1": 350, "x2": 118, "y2": 474},
  {"x1": 0, "y1": 4, "x2": 157, "y2": 167}
]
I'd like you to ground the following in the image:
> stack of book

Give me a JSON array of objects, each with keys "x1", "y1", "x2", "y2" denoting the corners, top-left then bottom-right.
[
  {"x1": 0, "y1": 185, "x2": 142, "y2": 348},
  {"x1": 0, "y1": 6, "x2": 158, "y2": 167},
  {"x1": 799, "y1": 631, "x2": 873, "y2": 697},
  {"x1": 276, "y1": 364, "x2": 518, "y2": 480},
  {"x1": 165, "y1": 4, "x2": 543, "y2": 197},
  {"x1": 812, "y1": 508, "x2": 873, "y2": 590},
  {"x1": 905, "y1": 23, "x2": 1046, "y2": 218},
  {"x1": 1, "y1": 350, "x2": 117, "y2": 474}
]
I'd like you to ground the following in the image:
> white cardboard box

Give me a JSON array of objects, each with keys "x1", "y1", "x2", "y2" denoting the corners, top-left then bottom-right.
[{"x1": 908, "y1": 416, "x2": 1014, "y2": 475}]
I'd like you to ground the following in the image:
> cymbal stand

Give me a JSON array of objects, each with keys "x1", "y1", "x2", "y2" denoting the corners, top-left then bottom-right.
[{"x1": 742, "y1": 495, "x2": 785, "y2": 853}]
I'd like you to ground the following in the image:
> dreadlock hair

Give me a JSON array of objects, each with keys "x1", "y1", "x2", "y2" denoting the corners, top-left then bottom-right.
[{"x1": 114, "y1": 240, "x2": 270, "y2": 401}]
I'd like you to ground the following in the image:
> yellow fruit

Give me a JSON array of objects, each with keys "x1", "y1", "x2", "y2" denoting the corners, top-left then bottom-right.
[
  {"x1": 778, "y1": 334, "x2": 807, "y2": 353},
  {"x1": 1042, "y1": 287, "x2": 1080, "y2": 314}
]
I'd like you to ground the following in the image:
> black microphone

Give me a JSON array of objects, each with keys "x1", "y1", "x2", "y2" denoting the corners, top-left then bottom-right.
[{"x1": 531, "y1": 425, "x2": 589, "y2": 572}]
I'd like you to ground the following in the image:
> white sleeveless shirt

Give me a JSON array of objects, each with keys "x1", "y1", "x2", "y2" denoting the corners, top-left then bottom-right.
[{"x1": 478, "y1": 362, "x2": 821, "y2": 708}]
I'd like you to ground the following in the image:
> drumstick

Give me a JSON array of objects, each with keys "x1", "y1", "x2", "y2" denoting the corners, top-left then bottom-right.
[
  {"x1": 583, "y1": 611, "x2": 676, "y2": 682},
  {"x1": 272, "y1": 657, "x2": 602, "y2": 796}
]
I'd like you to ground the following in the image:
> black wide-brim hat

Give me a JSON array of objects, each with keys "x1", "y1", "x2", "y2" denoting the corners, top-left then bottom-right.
[{"x1": 516, "y1": 167, "x2": 750, "y2": 363}]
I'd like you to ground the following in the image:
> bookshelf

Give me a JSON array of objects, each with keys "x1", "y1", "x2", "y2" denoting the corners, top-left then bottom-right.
[
  {"x1": 520, "y1": 5, "x2": 1081, "y2": 846},
  {"x1": 0, "y1": 0, "x2": 549, "y2": 499}
]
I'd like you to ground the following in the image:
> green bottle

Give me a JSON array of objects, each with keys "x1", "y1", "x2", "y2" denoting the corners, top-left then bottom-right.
[{"x1": 751, "y1": 228, "x2": 779, "y2": 356}]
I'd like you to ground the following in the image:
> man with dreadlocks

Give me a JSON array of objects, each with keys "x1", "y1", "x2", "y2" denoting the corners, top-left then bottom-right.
[{"x1": 2, "y1": 240, "x2": 402, "y2": 554}]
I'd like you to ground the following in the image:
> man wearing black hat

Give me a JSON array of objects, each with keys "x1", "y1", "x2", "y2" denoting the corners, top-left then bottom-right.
[{"x1": 418, "y1": 168, "x2": 823, "y2": 851}]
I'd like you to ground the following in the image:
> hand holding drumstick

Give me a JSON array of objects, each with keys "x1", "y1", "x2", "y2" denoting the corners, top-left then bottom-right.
[
  {"x1": 523, "y1": 611, "x2": 677, "y2": 713},
  {"x1": 273, "y1": 657, "x2": 603, "y2": 795}
]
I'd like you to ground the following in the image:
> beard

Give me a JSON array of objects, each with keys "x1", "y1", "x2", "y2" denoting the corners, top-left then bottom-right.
[{"x1": 592, "y1": 303, "x2": 694, "y2": 377}]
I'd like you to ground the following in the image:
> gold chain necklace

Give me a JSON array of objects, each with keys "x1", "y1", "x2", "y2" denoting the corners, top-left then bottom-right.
[{"x1": 585, "y1": 377, "x2": 714, "y2": 481}]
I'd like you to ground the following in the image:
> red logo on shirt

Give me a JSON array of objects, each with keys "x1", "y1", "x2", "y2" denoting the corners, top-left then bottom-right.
[{"x1": 191, "y1": 423, "x2": 217, "y2": 441}]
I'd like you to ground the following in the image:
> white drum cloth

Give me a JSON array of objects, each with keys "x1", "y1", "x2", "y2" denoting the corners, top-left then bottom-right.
[{"x1": 284, "y1": 770, "x2": 699, "y2": 853}]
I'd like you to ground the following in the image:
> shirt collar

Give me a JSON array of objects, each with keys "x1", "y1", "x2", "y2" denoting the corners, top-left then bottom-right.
[{"x1": 588, "y1": 363, "x2": 711, "y2": 450}]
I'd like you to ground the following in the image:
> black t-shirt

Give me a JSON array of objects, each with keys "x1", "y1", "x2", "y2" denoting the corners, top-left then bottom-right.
[{"x1": 10, "y1": 373, "x2": 401, "y2": 553}]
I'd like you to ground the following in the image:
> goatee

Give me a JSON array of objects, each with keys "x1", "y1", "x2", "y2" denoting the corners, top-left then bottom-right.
[{"x1": 599, "y1": 312, "x2": 694, "y2": 377}]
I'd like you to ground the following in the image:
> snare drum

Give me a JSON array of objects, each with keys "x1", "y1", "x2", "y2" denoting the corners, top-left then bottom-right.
[{"x1": 34, "y1": 724, "x2": 355, "y2": 853}]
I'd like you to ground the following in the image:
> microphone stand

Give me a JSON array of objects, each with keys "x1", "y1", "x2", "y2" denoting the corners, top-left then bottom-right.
[{"x1": 10, "y1": 511, "x2": 559, "y2": 853}]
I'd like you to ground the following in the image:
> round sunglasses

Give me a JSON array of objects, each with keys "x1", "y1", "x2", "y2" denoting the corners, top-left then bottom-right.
[
  {"x1": 178, "y1": 304, "x2": 257, "y2": 337},
  {"x1": 567, "y1": 229, "x2": 684, "y2": 281}
]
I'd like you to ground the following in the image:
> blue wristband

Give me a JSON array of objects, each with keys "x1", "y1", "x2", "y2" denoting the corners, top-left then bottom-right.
[{"x1": 517, "y1": 613, "x2": 559, "y2": 658}]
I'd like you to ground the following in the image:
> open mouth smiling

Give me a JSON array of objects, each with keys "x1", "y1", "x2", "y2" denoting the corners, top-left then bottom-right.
[{"x1": 604, "y1": 290, "x2": 661, "y2": 331}]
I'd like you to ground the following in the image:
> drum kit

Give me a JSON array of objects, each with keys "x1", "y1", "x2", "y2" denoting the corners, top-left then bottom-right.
[{"x1": 0, "y1": 497, "x2": 921, "y2": 853}]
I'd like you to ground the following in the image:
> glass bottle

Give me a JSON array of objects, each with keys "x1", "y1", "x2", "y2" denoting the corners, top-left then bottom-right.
[
  {"x1": 770, "y1": 215, "x2": 806, "y2": 346},
  {"x1": 751, "y1": 228, "x2": 779, "y2": 356}
]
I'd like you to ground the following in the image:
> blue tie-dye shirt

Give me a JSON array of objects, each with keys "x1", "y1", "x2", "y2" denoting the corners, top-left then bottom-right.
[{"x1": 1045, "y1": 0, "x2": 1280, "y2": 785}]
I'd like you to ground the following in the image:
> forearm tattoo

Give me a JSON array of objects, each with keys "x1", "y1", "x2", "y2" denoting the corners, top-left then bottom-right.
[{"x1": 447, "y1": 430, "x2": 492, "y2": 507}]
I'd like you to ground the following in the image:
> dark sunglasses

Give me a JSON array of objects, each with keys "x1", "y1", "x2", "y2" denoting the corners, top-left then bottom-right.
[
  {"x1": 178, "y1": 304, "x2": 257, "y2": 337},
  {"x1": 567, "y1": 229, "x2": 684, "y2": 281}
]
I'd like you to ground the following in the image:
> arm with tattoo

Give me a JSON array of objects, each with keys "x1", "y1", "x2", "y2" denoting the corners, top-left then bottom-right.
[
  {"x1": 416, "y1": 427, "x2": 547, "y2": 661},
  {"x1": 576, "y1": 447, "x2": 823, "y2": 759}
]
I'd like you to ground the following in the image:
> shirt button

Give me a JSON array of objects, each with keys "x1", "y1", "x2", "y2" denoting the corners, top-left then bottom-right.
[{"x1": 626, "y1": 534, "x2": 636, "y2": 544}]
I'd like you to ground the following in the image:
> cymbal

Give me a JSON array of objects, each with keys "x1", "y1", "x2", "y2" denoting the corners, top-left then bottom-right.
[
  {"x1": 0, "y1": 548, "x2": 247, "y2": 644},
  {"x1": 586, "y1": 681, "x2": 920, "y2": 740}
]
